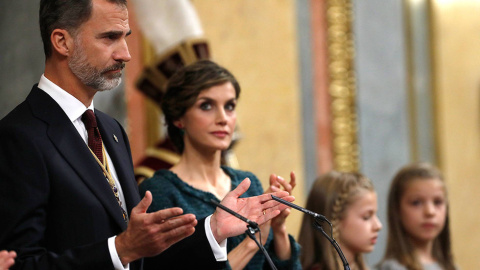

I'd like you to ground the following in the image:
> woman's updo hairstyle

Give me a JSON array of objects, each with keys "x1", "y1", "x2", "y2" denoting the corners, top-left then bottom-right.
[{"x1": 161, "y1": 60, "x2": 241, "y2": 153}]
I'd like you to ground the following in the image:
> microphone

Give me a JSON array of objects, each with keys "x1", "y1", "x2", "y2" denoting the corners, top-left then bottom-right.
[
  {"x1": 209, "y1": 199, "x2": 278, "y2": 270},
  {"x1": 209, "y1": 199, "x2": 259, "y2": 230},
  {"x1": 271, "y1": 195, "x2": 350, "y2": 270},
  {"x1": 271, "y1": 195, "x2": 329, "y2": 223}
]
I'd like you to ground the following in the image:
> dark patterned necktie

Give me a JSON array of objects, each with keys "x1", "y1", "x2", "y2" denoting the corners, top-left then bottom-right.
[
  {"x1": 82, "y1": 109, "x2": 103, "y2": 164},
  {"x1": 81, "y1": 109, "x2": 128, "y2": 223}
]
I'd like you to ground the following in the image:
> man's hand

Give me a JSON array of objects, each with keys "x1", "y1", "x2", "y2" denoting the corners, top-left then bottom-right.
[
  {"x1": 210, "y1": 178, "x2": 294, "y2": 243},
  {"x1": 115, "y1": 191, "x2": 197, "y2": 265},
  {"x1": 0, "y1": 250, "x2": 16, "y2": 270}
]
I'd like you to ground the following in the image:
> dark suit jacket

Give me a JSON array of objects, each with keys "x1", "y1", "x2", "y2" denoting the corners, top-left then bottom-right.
[{"x1": 0, "y1": 86, "x2": 226, "y2": 270}]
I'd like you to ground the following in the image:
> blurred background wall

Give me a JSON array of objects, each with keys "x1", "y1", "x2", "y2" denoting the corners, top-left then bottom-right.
[
  {"x1": 1, "y1": 0, "x2": 479, "y2": 268},
  {"x1": 431, "y1": 1, "x2": 480, "y2": 268}
]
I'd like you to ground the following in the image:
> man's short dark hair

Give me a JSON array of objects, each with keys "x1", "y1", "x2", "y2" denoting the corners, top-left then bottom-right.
[{"x1": 39, "y1": 0, "x2": 127, "y2": 58}]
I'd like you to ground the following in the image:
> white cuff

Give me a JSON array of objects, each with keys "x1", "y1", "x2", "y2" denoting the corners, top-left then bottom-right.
[
  {"x1": 204, "y1": 215, "x2": 228, "y2": 261},
  {"x1": 108, "y1": 236, "x2": 130, "y2": 270}
]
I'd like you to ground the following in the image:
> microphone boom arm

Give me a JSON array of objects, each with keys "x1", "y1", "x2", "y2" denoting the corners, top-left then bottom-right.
[
  {"x1": 270, "y1": 195, "x2": 350, "y2": 270},
  {"x1": 271, "y1": 195, "x2": 330, "y2": 224},
  {"x1": 209, "y1": 199, "x2": 259, "y2": 229},
  {"x1": 313, "y1": 219, "x2": 351, "y2": 270},
  {"x1": 209, "y1": 199, "x2": 278, "y2": 270}
]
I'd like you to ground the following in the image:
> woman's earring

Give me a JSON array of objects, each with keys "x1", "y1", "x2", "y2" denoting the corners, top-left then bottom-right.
[{"x1": 177, "y1": 124, "x2": 185, "y2": 135}]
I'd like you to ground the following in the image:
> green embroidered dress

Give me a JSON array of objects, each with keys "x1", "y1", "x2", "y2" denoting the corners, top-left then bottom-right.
[{"x1": 139, "y1": 166, "x2": 301, "y2": 270}]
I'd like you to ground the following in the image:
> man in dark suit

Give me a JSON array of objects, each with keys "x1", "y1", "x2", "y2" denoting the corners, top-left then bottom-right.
[{"x1": 0, "y1": 0, "x2": 293, "y2": 269}]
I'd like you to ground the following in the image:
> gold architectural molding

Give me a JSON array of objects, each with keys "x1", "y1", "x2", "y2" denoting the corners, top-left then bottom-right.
[{"x1": 326, "y1": 0, "x2": 359, "y2": 172}]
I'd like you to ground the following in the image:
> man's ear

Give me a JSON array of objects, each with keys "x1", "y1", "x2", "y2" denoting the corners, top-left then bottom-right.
[{"x1": 51, "y1": 29, "x2": 74, "y2": 56}]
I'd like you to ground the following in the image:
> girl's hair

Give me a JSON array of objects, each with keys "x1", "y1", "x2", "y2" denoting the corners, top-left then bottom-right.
[
  {"x1": 381, "y1": 162, "x2": 455, "y2": 270},
  {"x1": 160, "y1": 60, "x2": 240, "y2": 153},
  {"x1": 298, "y1": 171, "x2": 375, "y2": 270}
]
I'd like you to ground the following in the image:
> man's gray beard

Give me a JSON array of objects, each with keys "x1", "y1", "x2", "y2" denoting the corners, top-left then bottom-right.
[{"x1": 68, "y1": 44, "x2": 123, "y2": 91}]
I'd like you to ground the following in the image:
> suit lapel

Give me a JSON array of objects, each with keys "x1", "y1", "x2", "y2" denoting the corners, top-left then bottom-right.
[{"x1": 27, "y1": 87, "x2": 128, "y2": 230}]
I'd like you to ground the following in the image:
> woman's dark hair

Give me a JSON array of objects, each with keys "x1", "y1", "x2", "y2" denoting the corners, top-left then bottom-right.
[
  {"x1": 39, "y1": 0, "x2": 127, "y2": 58},
  {"x1": 161, "y1": 60, "x2": 241, "y2": 153}
]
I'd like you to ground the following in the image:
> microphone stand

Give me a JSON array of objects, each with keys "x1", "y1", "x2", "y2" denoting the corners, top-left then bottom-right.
[
  {"x1": 312, "y1": 218, "x2": 351, "y2": 270},
  {"x1": 244, "y1": 224, "x2": 278, "y2": 270},
  {"x1": 271, "y1": 195, "x2": 350, "y2": 270},
  {"x1": 210, "y1": 199, "x2": 278, "y2": 270}
]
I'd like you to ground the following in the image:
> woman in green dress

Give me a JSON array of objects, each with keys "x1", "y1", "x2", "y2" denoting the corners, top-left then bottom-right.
[{"x1": 139, "y1": 60, "x2": 301, "y2": 270}]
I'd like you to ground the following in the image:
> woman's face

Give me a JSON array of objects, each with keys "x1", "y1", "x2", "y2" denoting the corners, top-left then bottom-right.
[
  {"x1": 176, "y1": 82, "x2": 237, "y2": 153},
  {"x1": 337, "y1": 190, "x2": 382, "y2": 259},
  {"x1": 399, "y1": 178, "x2": 447, "y2": 244}
]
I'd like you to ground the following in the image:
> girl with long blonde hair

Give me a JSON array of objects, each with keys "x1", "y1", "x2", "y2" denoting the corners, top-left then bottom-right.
[{"x1": 299, "y1": 171, "x2": 382, "y2": 270}]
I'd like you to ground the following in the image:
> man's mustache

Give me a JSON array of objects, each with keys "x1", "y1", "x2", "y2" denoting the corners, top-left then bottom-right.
[{"x1": 102, "y1": 62, "x2": 125, "y2": 73}]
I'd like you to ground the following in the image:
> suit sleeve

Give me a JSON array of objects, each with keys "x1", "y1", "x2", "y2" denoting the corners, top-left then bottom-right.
[
  {"x1": 143, "y1": 218, "x2": 227, "y2": 270},
  {"x1": 0, "y1": 125, "x2": 114, "y2": 269}
]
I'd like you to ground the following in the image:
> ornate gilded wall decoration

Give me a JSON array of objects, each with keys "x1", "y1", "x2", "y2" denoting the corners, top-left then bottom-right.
[{"x1": 326, "y1": 0, "x2": 359, "y2": 172}]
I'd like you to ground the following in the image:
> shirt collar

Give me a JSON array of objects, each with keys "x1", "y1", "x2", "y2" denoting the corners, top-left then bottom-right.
[{"x1": 38, "y1": 74, "x2": 95, "y2": 122}]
